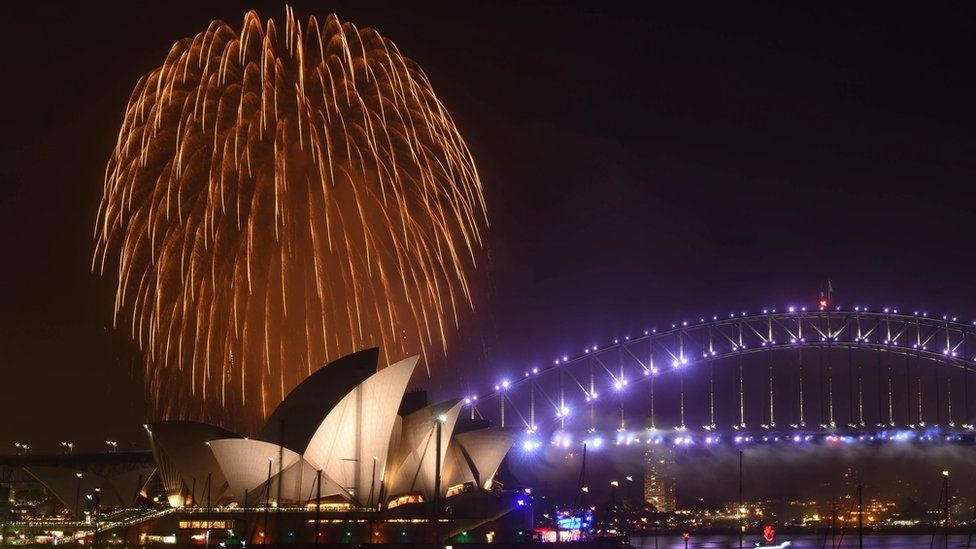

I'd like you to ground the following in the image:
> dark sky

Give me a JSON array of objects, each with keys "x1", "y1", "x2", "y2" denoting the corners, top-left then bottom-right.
[{"x1": 2, "y1": 1, "x2": 975, "y2": 463}]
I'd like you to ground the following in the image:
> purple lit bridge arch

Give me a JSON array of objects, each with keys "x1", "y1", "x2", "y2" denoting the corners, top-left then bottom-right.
[{"x1": 464, "y1": 304, "x2": 976, "y2": 449}]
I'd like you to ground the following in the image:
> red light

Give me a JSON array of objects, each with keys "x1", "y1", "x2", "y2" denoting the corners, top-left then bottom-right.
[
  {"x1": 763, "y1": 525, "x2": 776, "y2": 542},
  {"x1": 819, "y1": 299, "x2": 828, "y2": 308},
  {"x1": 682, "y1": 532, "x2": 690, "y2": 539}
]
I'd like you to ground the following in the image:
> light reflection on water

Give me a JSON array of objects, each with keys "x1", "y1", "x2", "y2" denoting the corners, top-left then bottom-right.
[{"x1": 629, "y1": 533, "x2": 974, "y2": 548}]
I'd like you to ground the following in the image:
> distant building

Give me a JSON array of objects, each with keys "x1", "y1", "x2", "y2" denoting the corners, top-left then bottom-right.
[{"x1": 643, "y1": 447, "x2": 676, "y2": 512}]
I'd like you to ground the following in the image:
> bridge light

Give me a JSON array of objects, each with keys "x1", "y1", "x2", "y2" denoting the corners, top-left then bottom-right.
[
  {"x1": 501, "y1": 380, "x2": 510, "y2": 389},
  {"x1": 464, "y1": 397, "x2": 472, "y2": 405},
  {"x1": 788, "y1": 306, "x2": 795, "y2": 312},
  {"x1": 522, "y1": 440, "x2": 541, "y2": 452},
  {"x1": 613, "y1": 380, "x2": 624, "y2": 391}
]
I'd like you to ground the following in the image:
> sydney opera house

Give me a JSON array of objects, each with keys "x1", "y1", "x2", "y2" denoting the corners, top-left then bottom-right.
[{"x1": 3, "y1": 349, "x2": 529, "y2": 545}]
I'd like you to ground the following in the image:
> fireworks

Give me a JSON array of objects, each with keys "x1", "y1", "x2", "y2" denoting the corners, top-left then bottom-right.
[{"x1": 94, "y1": 10, "x2": 487, "y2": 432}]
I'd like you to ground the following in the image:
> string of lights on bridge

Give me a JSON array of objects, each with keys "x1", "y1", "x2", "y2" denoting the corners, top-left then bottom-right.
[{"x1": 459, "y1": 303, "x2": 976, "y2": 452}]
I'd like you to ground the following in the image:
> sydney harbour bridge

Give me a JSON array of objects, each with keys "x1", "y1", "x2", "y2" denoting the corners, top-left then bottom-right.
[{"x1": 464, "y1": 301, "x2": 976, "y2": 451}]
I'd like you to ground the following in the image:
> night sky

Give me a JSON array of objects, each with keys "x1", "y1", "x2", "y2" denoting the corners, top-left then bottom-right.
[{"x1": 2, "y1": 0, "x2": 975, "y2": 491}]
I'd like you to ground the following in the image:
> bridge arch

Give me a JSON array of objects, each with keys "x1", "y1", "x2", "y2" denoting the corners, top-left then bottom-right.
[{"x1": 466, "y1": 307, "x2": 976, "y2": 441}]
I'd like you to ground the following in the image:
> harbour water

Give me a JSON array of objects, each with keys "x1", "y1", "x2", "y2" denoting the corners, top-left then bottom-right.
[{"x1": 629, "y1": 533, "x2": 974, "y2": 548}]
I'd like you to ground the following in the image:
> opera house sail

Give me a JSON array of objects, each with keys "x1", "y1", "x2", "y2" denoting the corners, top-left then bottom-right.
[{"x1": 141, "y1": 348, "x2": 516, "y2": 510}]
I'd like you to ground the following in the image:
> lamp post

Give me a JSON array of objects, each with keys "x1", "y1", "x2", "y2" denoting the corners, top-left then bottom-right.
[
  {"x1": 433, "y1": 414, "x2": 447, "y2": 542},
  {"x1": 368, "y1": 456, "x2": 378, "y2": 510},
  {"x1": 263, "y1": 458, "x2": 273, "y2": 545},
  {"x1": 74, "y1": 473, "x2": 83, "y2": 520},
  {"x1": 943, "y1": 470, "x2": 950, "y2": 549},
  {"x1": 314, "y1": 470, "x2": 322, "y2": 548},
  {"x1": 367, "y1": 456, "x2": 378, "y2": 545},
  {"x1": 61, "y1": 442, "x2": 74, "y2": 454},
  {"x1": 93, "y1": 488, "x2": 101, "y2": 548},
  {"x1": 498, "y1": 381, "x2": 509, "y2": 428},
  {"x1": 738, "y1": 450, "x2": 744, "y2": 549}
]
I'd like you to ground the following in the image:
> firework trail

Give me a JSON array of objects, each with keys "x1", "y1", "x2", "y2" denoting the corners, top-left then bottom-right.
[{"x1": 94, "y1": 9, "x2": 487, "y2": 432}]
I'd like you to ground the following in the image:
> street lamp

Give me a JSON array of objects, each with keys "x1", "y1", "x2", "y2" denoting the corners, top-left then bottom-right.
[
  {"x1": 943, "y1": 470, "x2": 950, "y2": 549},
  {"x1": 61, "y1": 442, "x2": 75, "y2": 454},
  {"x1": 433, "y1": 414, "x2": 448, "y2": 544},
  {"x1": 105, "y1": 440, "x2": 118, "y2": 453},
  {"x1": 74, "y1": 473, "x2": 83, "y2": 519},
  {"x1": 498, "y1": 381, "x2": 509, "y2": 428}
]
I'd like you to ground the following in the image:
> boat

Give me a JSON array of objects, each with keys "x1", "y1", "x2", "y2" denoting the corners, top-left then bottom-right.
[{"x1": 753, "y1": 525, "x2": 791, "y2": 547}]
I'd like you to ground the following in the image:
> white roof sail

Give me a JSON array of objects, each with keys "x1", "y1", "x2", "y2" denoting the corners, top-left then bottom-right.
[
  {"x1": 208, "y1": 439, "x2": 301, "y2": 505},
  {"x1": 385, "y1": 400, "x2": 462, "y2": 500},
  {"x1": 146, "y1": 421, "x2": 239, "y2": 505},
  {"x1": 442, "y1": 438, "x2": 476, "y2": 490},
  {"x1": 303, "y1": 355, "x2": 418, "y2": 506},
  {"x1": 252, "y1": 458, "x2": 348, "y2": 505},
  {"x1": 452, "y1": 428, "x2": 518, "y2": 489}
]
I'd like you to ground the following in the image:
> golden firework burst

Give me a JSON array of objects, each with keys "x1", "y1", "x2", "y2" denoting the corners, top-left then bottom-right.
[{"x1": 94, "y1": 9, "x2": 487, "y2": 432}]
